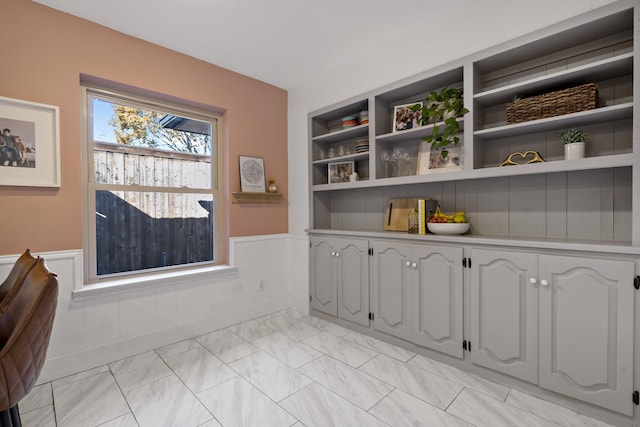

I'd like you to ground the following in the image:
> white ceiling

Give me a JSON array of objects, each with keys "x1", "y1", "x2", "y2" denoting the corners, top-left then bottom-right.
[{"x1": 33, "y1": 0, "x2": 472, "y2": 90}]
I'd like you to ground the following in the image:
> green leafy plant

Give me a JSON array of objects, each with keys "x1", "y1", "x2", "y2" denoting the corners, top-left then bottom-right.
[
  {"x1": 559, "y1": 129, "x2": 587, "y2": 144},
  {"x1": 411, "y1": 87, "x2": 468, "y2": 158}
]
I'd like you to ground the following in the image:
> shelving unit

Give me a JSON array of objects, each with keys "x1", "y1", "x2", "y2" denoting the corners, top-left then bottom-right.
[
  {"x1": 308, "y1": 0, "x2": 638, "y2": 247},
  {"x1": 307, "y1": 3, "x2": 639, "y2": 422}
]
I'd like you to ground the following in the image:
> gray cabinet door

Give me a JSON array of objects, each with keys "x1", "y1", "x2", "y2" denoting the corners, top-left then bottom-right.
[
  {"x1": 309, "y1": 237, "x2": 338, "y2": 316},
  {"x1": 371, "y1": 240, "x2": 413, "y2": 341},
  {"x1": 412, "y1": 244, "x2": 464, "y2": 358},
  {"x1": 539, "y1": 255, "x2": 635, "y2": 416},
  {"x1": 337, "y1": 239, "x2": 370, "y2": 327},
  {"x1": 470, "y1": 249, "x2": 539, "y2": 383}
]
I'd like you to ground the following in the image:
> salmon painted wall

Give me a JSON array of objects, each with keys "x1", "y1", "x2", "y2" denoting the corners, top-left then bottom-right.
[{"x1": 0, "y1": 0, "x2": 288, "y2": 260}]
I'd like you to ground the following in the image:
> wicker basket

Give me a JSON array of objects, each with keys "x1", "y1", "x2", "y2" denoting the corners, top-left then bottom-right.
[{"x1": 506, "y1": 83, "x2": 598, "y2": 124}]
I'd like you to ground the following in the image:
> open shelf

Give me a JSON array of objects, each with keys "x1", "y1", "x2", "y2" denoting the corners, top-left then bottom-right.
[
  {"x1": 474, "y1": 53, "x2": 633, "y2": 106},
  {"x1": 473, "y1": 103, "x2": 632, "y2": 140},
  {"x1": 231, "y1": 192, "x2": 284, "y2": 204}
]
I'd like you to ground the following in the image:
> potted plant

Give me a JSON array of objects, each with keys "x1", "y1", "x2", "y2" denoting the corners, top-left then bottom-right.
[
  {"x1": 412, "y1": 87, "x2": 469, "y2": 159},
  {"x1": 560, "y1": 129, "x2": 586, "y2": 160}
]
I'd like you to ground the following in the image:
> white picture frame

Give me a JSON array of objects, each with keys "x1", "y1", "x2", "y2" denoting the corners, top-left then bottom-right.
[
  {"x1": 0, "y1": 96, "x2": 60, "y2": 187},
  {"x1": 328, "y1": 161, "x2": 354, "y2": 184},
  {"x1": 392, "y1": 102, "x2": 423, "y2": 133},
  {"x1": 429, "y1": 145, "x2": 463, "y2": 172},
  {"x1": 239, "y1": 155, "x2": 266, "y2": 192},
  {"x1": 416, "y1": 140, "x2": 431, "y2": 175}
]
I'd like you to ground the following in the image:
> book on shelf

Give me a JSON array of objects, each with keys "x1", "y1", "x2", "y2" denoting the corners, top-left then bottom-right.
[{"x1": 417, "y1": 199, "x2": 438, "y2": 235}]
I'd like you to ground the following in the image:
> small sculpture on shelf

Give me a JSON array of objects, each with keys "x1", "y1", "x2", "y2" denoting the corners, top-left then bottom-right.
[{"x1": 267, "y1": 178, "x2": 279, "y2": 193}]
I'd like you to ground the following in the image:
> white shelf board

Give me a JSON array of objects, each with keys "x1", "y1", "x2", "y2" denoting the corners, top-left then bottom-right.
[
  {"x1": 474, "y1": 103, "x2": 632, "y2": 141},
  {"x1": 312, "y1": 152, "x2": 369, "y2": 165},
  {"x1": 312, "y1": 124, "x2": 368, "y2": 143},
  {"x1": 311, "y1": 153, "x2": 634, "y2": 192},
  {"x1": 474, "y1": 53, "x2": 633, "y2": 105},
  {"x1": 471, "y1": 153, "x2": 634, "y2": 179},
  {"x1": 376, "y1": 118, "x2": 464, "y2": 144}
]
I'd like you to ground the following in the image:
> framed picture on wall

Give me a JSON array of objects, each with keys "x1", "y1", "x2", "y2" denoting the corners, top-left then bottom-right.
[
  {"x1": 393, "y1": 102, "x2": 422, "y2": 133},
  {"x1": 239, "y1": 155, "x2": 266, "y2": 192},
  {"x1": 0, "y1": 96, "x2": 60, "y2": 187}
]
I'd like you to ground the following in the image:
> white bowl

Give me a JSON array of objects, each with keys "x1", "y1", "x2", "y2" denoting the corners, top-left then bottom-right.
[{"x1": 427, "y1": 222, "x2": 470, "y2": 235}]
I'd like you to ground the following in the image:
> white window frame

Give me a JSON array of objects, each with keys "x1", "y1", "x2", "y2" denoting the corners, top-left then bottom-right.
[{"x1": 81, "y1": 85, "x2": 224, "y2": 285}]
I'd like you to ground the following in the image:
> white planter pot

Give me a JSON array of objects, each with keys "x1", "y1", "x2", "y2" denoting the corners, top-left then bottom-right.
[{"x1": 564, "y1": 142, "x2": 585, "y2": 160}]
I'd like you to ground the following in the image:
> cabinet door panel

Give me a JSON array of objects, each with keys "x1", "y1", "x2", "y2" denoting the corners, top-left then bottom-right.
[
  {"x1": 470, "y1": 249, "x2": 538, "y2": 383},
  {"x1": 413, "y1": 245, "x2": 463, "y2": 358},
  {"x1": 371, "y1": 241, "x2": 412, "y2": 341},
  {"x1": 337, "y1": 239, "x2": 370, "y2": 326},
  {"x1": 539, "y1": 255, "x2": 634, "y2": 415},
  {"x1": 309, "y1": 238, "x2": 338, "y2": 316}
]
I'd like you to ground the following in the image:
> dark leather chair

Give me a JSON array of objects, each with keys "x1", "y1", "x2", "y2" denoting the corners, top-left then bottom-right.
[
  {"x1": 0, "y1": 258, "x2": 58, "y2": 427},
  {"x1": 0, "y1": 250, "x2": 38, "y2": 314}
]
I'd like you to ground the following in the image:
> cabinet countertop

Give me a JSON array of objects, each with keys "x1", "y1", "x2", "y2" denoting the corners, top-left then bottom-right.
[{"x1": 307, "y1": 229, "x2": 640, "y2": 256}]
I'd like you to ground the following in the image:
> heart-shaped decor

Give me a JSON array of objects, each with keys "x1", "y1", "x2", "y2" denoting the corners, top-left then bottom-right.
[{"x1": 500, "y1": 150, "x2": 545, "y2": 166}]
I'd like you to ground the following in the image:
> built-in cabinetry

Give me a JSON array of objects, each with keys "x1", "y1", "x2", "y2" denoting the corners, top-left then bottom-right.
[
  {"x1": 309, "y1": 231, "x2": 639, "y2": 419},
  {"x1": 309, "y1": 236, "x2": 369, "y2": 326},
  {"x1": 370, "y1": 240, "x2": 463, "y2": 358},
  {"x1": 470, "y1": 248, "x2": 635, "y2": 415},
  {"x1": 308, "y1": 1, "x2": 639, "y2": 423}
]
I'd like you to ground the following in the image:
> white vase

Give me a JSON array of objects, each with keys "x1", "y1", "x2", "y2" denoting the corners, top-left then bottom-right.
[{"x1": 564, "y1": 142, "x2": 585, "y2": 160}]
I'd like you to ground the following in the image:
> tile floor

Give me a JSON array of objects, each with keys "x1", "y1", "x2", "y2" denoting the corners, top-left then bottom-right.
[{"x1": 20, "y1": 308, "x2": 616, "y2": 427}]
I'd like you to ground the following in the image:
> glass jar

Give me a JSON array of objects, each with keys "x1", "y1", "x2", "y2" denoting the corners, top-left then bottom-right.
[{"x1": 408, "y1": 211, "x2": 419, "y2": 234}]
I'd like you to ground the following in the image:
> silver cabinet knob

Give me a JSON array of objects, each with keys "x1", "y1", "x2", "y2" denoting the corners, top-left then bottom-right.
[
  {"x1": 335, "y1": 252, "x2": 340, "y2": 257},
  {"x1": 529, "y1": 277, "x2": 537, "y2": 284},
  {"x1": 405, "y1": 261, "x2": 411, "y2": 267},
  {"x1": 331, "y1": 252, "x2": 336, "y2": 256},
  {"x1": 540, "y1": 279, "x2": 549, "y2": 287},
  {"x1": 412, "y1": 262, "x2": 417, "y2": 268}
]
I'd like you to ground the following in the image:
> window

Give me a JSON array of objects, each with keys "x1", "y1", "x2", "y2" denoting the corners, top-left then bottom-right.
[{"x1": 83, "y1": 87, "x2": 221, "y2": 281}]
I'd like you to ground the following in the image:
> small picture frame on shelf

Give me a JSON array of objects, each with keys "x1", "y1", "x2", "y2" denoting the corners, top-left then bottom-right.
[
  {"x1": 416, "y1": 141, "x2": 431, "y2": 175},
  {"x1": 239, "y1": 155, "x2": 266, "y2": 192},
  {"x1": 393, "y1": 102, "x2": 422, "y2": 133},
  {"x1": 429, "y1": 146, "x2": 463, "y2": 172},
  {"x1": 328, "y1": 161, "x2": 354, "y2": 184}
]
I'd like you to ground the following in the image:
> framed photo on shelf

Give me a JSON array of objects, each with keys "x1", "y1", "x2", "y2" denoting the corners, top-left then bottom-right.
[
  {"x1": 239, "y1": 155, "x2": 266, "y2": 192},
  {"x1": 328, "y1": 161, "x2": 354, "y2": 184},
  {"x1": 416, "y1": 141, "x2": 431, "y2": 175},
  {"x1": 0, "y1": 96, "x2": 60, "y2": 187},
  {"x1": 429, "y1": 145, "x2": 463, "y2": 172},
  {"x1": 392, "y1": 102, "x2": 422, "y2": 133}
]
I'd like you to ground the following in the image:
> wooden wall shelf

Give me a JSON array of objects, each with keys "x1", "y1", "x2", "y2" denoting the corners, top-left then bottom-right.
[{"x1": 232, "y1": 192, "x2": 283, "y2": 204}]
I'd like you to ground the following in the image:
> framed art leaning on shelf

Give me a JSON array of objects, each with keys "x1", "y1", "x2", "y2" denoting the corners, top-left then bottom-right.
[
  {"x1": 239, "y1": 155, "x2": 266, "y2": 192},
  {"x1": 328, "y1": 161, "x2": 354, "y2": 184},
  {"x1": 393, "y1": 102, "x2": 422, "y2": 132}
]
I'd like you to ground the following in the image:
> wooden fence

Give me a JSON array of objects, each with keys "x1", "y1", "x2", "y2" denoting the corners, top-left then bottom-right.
[{"x1": 93, "y1": 143, "x2": 214, "y2": 275}]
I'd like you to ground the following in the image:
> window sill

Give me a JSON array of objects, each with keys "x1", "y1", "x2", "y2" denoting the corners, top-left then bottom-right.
[{"x1": 72, "y1": 264, "x2": 238, "y2": 301}]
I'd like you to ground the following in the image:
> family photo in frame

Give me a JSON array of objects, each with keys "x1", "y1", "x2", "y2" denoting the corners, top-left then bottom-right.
[
  {"x1": 393, "y1": 102, "x2": 422, "y2": 133},
  {"x1": 328, "y1": 161, "x2": 354, "y2": 184},
  {"x1": 0, "y1": 96, "x2": 60, "y2": 187},
  {"x1": 417, "y1": 141, "x2": 463, "y2": 175}
]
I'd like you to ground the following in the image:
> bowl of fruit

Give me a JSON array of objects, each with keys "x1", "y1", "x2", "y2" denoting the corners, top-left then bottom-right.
[{"x1": 427, "y1": 207, "x2": 470, "y2": 235}]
